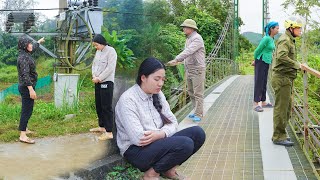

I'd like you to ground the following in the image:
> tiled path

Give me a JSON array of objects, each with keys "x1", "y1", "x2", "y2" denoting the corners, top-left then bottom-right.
[{"x1": 178, "y1": 75, "x2": 317, "y2": 180}]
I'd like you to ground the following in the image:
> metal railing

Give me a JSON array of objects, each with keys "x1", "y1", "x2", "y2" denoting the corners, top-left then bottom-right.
[
  {"x1": 289, "y1": 65, "x2": 320, "y2": 178},
  {"x1": 168, "y1": 58, "x2": 239, "y2": 113}
]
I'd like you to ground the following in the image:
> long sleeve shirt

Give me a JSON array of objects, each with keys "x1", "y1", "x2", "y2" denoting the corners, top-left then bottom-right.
[
  {"x1": 115, "y1": 84, "x2": 178, "y2": 156},
  {"x1": 92, "y1": 45, "x2": 117, "y2": 83},
  {"x1": 175, "y1": 31, "x2": 206, "y2": 72},
  {"x1": 272, "y1": 31, "x2": 300, "y2": 79},
  {"x1": 17, "y1": 42, "x2": 39, "y2": 87},
  {"x1": 253, "y1": 36, "x2": 275, "y2": 64}
]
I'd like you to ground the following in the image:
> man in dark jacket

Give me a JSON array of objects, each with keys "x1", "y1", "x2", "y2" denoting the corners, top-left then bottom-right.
[{"x1": 17, "y1": 35, "x2": 44, "y2": 144}]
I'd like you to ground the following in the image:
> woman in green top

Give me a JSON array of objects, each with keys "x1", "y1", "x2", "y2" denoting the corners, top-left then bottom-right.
[{"x1": 253, "y1": 21, "x2": 279, "y2": 112}]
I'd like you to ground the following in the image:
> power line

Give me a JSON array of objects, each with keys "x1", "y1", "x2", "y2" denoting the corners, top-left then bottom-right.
[
  {"x1": 0, "y1": 8, "x2": 162, "y2": 17},
  {"x1": 0, "y1": 8, "x2": 67, "y2": 12},
  {"x1": 103, "y1": 10, "x2": 162, "y2": 17}
]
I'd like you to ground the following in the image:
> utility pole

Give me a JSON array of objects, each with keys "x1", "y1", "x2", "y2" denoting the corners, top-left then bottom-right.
[
  {"x1": 262, "y1": 0, "x2": 270, "y2": 36},
  {"x1": 233, "y1": 0, "x2": 239, "y2": 59}
]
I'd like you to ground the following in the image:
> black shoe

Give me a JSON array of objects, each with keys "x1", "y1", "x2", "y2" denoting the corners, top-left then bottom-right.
[{"x1": 273, "y1": 140, "x2": 294, "y2": 147}]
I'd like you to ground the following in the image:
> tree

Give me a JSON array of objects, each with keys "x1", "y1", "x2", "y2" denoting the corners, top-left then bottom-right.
[
  {"x1": 2, "y1": 0, "x2": 37, "y2": 10},
  {"x1": 239, "y1": 35, "x2": 253, "y2": 52},
  {"x1": 0, "y1": 0, "x2": 38, "y2": 29},
  {"x1": 175, "y1": 6, "x2": 222, "y2": 55},
  {"x1": 103, "y1": 0, "x2": 124, "y2": 31},
  {"x1": 143, "y1": 0, "x2": 173, "y2": 25},
  {"x1": 282, "y1": 0, "x2": 320, "y2": 19},
  {"x1": 169, "y1": 0, "x2": 185, "y2": 17},
  {"x1": 307, "y1": 29, "x2": 320, "y2": 52},
  {"x1": 0, "y1": 0, "x2": 38, "y2": 65},
  {"x1": 138, "y1": 23, "x2": 185, "y2": 60},
  {"x1": 282, "y1": 0, "x2": 320, "y2": 62},
  {"x1": 197, "y1": 0, "x2": 229, "y2": 24},
  {"x1": 120, "y1": 0, "x2": 144, "y2": 31},
  {"x1": 102, "y1": 28, "x2": 136, "y2": 69}
]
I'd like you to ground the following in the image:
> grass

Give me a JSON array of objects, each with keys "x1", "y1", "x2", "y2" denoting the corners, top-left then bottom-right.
[
  {"x1": 0, "y1": 91, "x2": 97, "y2": 142},
  {"x1": 0, "y1": 83, "x2": 12, "y2": 91},
  {"x1": 0, "y1": 58, "x2": 56, "y2": 91},
  {"x1": 0, "y1": 66, "x2": 18, "y2": 84},
  {"x1": 0, "y1": 56, "x2": 127, "y2": 142},
  {"x1": 237, "y1": 50, "x2": 255, "y2": 75}
]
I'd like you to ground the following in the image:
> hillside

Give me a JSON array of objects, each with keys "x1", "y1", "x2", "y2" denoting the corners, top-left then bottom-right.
[
  {"x1": 242, "y1": 32, "x2": 263, "y2": 46},
  {"x1": 242, "y1": 31, "x2": 282, "y2": 46}
]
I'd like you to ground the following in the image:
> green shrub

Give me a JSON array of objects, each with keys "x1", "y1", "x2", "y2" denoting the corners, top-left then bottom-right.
[{"x1": 106, "y1": 163, "x2": 142, "y2": 180}]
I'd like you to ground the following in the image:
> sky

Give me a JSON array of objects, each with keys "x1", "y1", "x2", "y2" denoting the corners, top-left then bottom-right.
[
  {"x1": 239, "y1": 0, "x2": 293, "y2": 33},
  {"x1": 36, "y1": 0, "x2": 59, "y2": 19},
  {"x1": 36, "y1": 0, "x2": 319, "y2": 34}
]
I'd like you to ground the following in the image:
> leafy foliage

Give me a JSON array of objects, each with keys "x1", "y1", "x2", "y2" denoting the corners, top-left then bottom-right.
[
  {"x1": 173, "y1": 5, "x2": 222, "y2": 55},
  {"x1": 106, "y1": 163, "x2": 142, "y2": 180},
  {"x1": 102, "y1": 28, "x2": 136, "y2": 69},
  {"x1": 143, "y1": 0, "x2": 173, "y2": 25},
  {"x1": 282, "y1": 0, "x2": 320, "y2": 18},
  {"x1": 236, "y1": 49, "x2": 255, "y2": 75},
  {"x1": 120, "y1": 0, "x2": 144, "y2": 31},
  {"x1": 239, "y1": 34, "x2": 253, "y2": 52}
]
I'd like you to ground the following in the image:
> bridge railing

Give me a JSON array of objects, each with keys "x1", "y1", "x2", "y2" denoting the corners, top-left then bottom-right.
[
  {"x1": 168, "y1": 58, "x2": 239, "y2": 114},
  {"x1": 289, "y1": 65, "x2": 320, "y2": 177}
]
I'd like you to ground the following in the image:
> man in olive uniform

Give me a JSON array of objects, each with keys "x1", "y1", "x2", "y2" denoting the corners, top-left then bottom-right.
[{"x1": 271, "y1": 17, "x2": 305, "y2": 146}]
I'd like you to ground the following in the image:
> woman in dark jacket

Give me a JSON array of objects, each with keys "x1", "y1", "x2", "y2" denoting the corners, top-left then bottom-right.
[{"x1": 17, "y1": 36, "x2": 44, "y2": 144}]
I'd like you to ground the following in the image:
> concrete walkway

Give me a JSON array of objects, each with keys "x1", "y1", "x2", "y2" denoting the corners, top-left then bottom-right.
[
  {"x1": 258, "y1": 94, "x2": 296, "y2": 180},
  {"x1": 0, "y1": 133, "x2": 113, "y2": 180},
  {"x1": 178, "y1": 75, "x2": 317, "y2": 180}
]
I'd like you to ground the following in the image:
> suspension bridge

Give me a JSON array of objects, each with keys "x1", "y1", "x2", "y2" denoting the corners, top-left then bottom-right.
[{"x1": 1, "y1": 0, "x2": 320, "y2": 179}]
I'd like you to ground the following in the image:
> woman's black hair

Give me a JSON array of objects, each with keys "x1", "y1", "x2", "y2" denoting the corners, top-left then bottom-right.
[
  {"x1": 18, "y1": 35, "x2": 32, "y2": 52},
  {"x1": 136, "y1": 57, "x2": 171, "y2": 124},
  {"x1": 268, "y1": 26, "x2": 277, "y2": 36}
]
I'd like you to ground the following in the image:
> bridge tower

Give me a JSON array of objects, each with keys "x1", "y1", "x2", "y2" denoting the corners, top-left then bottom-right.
[
  {"x1": 262, "y1": 0, "x2": 270, "y2": 35},
  {"x1": 233, "y1": 0, "x2": 239, "y2": 59}
]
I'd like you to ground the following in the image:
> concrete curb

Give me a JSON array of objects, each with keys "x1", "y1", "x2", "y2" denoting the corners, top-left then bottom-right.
[{"x1": 55, "y1": 154, "x2": 124, "y2": 180}]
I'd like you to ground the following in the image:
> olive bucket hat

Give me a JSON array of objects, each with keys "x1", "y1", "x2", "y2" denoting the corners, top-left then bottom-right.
[{"x1": 180, "y1": 19, "x2": 198, "y2": 30}]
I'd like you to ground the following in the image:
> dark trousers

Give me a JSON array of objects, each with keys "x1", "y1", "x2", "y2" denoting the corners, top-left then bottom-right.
[
  {"x1": 124, "y1": 126, "x2": 206, "y2": 173},
  {"x1": 18, "y1": 85, "x2": 34, "y2": 131},
  {"x1": 254, "y1": 59, "x2": 270, "y2": 103},
  {"x1": 95, "y1": 81, "x2": 114, "y2": 132}
]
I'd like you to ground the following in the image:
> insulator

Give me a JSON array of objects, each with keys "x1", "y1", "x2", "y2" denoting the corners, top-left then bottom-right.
[
  {"x1": 28, "y1": 13, "x2": 35, "y2": 21},
  {"x1": 5, "y1": 22, "x2": 11, "y2": 30},
  {"x1": 23, "y1": 22, "x2": 31, "y2": 32},
  {"x1": 30, "y1": 21, "x2": 35, "y2": 26},
  {"x1": 93, "y1": 0, "x2": 98, "y2": 6},
  {"x1": 27, "y1": 13, "x2": 35, "y2": 26},
  {"x1": 23, "y1": 25, "x2": 27, "y2": 32},
  {"x1": 88, "y1": 0, "x2": 93, "y2": 6},
  {"x1": 6, "y1": 25, "x2": 11, "y2": 32},
  {"x1": 8, "y1": 13, "x2": 14, "y2": 22}
]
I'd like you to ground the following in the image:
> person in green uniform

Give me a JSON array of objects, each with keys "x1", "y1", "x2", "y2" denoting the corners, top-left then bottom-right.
[
  {"x1": 271, "y1": 17, "x2": 305, "y2": 146},
  {"x1": 253, "y1": 21, "x2": 279, "y2": 112}
]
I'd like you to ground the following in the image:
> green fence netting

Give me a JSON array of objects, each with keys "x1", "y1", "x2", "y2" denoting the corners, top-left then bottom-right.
[{"x1": 0, "y1": 75, "x2": 52, "y2": 102}]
